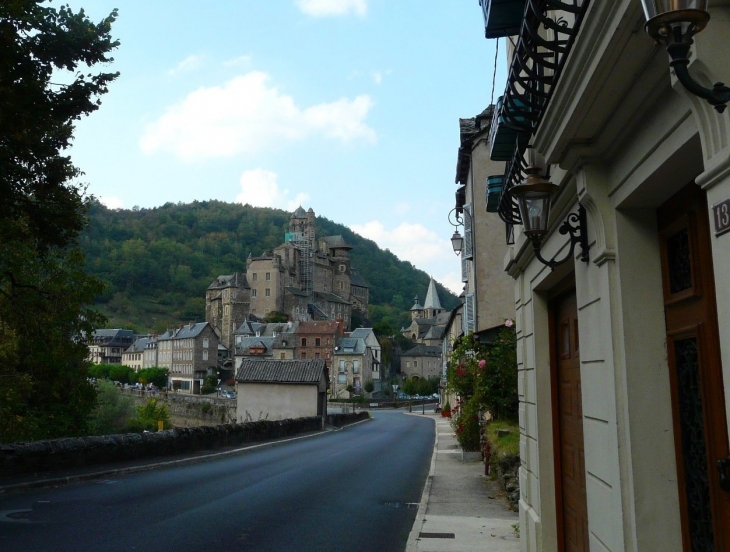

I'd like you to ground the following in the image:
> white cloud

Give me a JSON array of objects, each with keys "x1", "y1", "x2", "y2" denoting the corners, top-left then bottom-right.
[
  {"x1": 235, "y1": 168, "x2": 309, "y2": 211},
  {"x1": 371, "y1": 70, "x2": 391, "y2": 84},
  {"x1": 223, "y1": 55, "x2": 253, "y2": 69},
  {"x1": 296, "y1": 0, "x2": 367, "y2": 17},
  {"x1": 140, "y1": 71, "x2": 375, "y2": 161},
  {"x1": 167, "y1": 54, "x2": 204, "y2": 76},
  {"x1": 350, "y1": 220, "x2": 462, "y2": 294},
  {"x1": 99, "y1": 196, "x2": 124, "y2": 209}
]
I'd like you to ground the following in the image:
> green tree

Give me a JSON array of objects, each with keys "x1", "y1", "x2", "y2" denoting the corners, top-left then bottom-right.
[
  {"x1": 127, "y1": 398, "x2": 171, "y2": 432},
  {"x1": 136, "y1": 367, "x2": 169, "y2": 389},
  {"x1": 363, "y1": 380, "x2": 374, "y2": 394},
  {"x1": 0, "y1": 1, "x2": 119, "y2": 443},
  {"x1": 87, "y1": 380, "x2": 135, "y2": 435}
]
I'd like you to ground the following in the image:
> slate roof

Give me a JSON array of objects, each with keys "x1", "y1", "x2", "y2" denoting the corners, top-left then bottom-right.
[
  {"x1": 158, "y1": 322, "x2": 210, "y2": 341},
  {"x1": 423, "y1": 276, "x2": 442, "y2": 310},
  {"x1": 292, "y1": 206, "x2": 307, "y2": 218},
  {"x1": 350, "y1": 270, "x2": 369, "y2": 288},
  {"x1": 236, "y1": 359, "x2": 326, "y2": 384},
  {"x1": 285, "y1": 286, "x2": 309, "y2": 297},
  {"x1": 349, "y1": 328, "x2": 373, "y2": 339},
  {"x1": 314, "y1": 291, "x2": 350, "y2": 304},
  {"x1": 322, "y1": 235, "x2": 352, "y2": 250},
  {"x1": 334, "y1": 337, "x2": 366, "y2": 355},
  {"x1": 402, "y1": 344, "x2": 442, "y2": 358},
  {"x1": 207, "y1": 272, "x2": 248, "y2": 290},
  {"x1": 91, "y1": 329, "x2": 135, "y2": 346},
  {"x1": 124, "y1": 337, "x2": 149, "y2": 354},
  {"x1": 424, "y1": 325, "x2": 444, "y2": 341}
]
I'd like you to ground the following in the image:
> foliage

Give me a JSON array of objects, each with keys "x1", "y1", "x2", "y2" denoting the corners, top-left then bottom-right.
[
  {"x1": 136, "y1": 367, "x2": 169, "y2": 388},
  {"x1": 0, "y1": 1, "x2": 118, "y2": 443},
  {"x1": 443, "y1": 401, "x2": 451, "y2": 412},
  {"x1": 87, "y1": 380, "x2": 135, "y2": 435},
  {"x1": 363, "y1": 380, "x2": 374, "y2": 393},
  {"x1": 451, "y1": 400, "x2": 481, "y2": 452},
  {"x1": 127, "y1": 398, "x2": 170, "y2": 432},
  {"x1": 201, "y1": 374, "x2": 217, "y2": 394},
  {"x1": 88, "y1": 363, "x2": 136, "y2": 384},
  {"x1": 402, "y1": 376, "x2": 439, "y2": 397},
  {"x1": 80, "y1": 202, "x2": 460, "y2": 331},
  {"x1": 0, "y1": 1, "x2": 119, "y2": 253},
  {"x1": 263, "y1": 311, "x2": 289, "y2": 323},
  {"x1": 486, "y1": 419, "x2": 520, "y2": 459},
  {"x1": 447, "y1": 328, "x2": 517, "y2": 421}
]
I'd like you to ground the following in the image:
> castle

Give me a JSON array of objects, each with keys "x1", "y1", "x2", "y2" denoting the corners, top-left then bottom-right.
[{"x1": 205, "y1": 206, "x2": 369, "y2": 353}]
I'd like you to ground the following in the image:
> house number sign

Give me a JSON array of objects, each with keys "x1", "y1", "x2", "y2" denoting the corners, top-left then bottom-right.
[{"x1": 713, "y1": 198, "x2": 730, "y2": 237}]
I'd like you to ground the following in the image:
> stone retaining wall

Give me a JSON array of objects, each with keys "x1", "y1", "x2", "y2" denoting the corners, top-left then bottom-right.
[{"x1": 1, "y1": 414, "x2": 366, "y2": 477}]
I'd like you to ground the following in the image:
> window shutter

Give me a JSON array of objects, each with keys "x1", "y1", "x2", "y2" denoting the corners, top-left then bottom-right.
[
  {"x1": 463, "y1": 293, "x2": 476, "y2": 333},
  {"x1": 463, "y1": 204, "x2": 473, "y2": 260},
  {"x1": 461, "y1": 257, "x2": 470, "y2": 282}
]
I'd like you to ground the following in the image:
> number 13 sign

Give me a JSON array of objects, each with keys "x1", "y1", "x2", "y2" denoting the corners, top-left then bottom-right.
[{"x1": 713, "y1": 198, "x2": 730, "y2": 237}]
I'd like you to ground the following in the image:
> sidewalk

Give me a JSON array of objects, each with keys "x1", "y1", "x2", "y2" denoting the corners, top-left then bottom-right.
[{"x1": 406, "y1": 411, "x2": 520, "y2": 552}]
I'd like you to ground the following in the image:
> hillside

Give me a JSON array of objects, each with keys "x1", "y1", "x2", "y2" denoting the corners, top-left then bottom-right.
[{"x1": 79, "y1": 201, "x2": 460, "y2": 333}]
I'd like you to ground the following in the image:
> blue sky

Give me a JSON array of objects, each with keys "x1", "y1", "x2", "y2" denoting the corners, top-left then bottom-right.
[{"x1": 66, "y1": 0, "x2": 506, "y2": 294}]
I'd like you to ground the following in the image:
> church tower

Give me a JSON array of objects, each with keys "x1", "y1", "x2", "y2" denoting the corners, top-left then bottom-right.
[{"x1": 422, "y1": 276, "x2": 444, "y2": 319}]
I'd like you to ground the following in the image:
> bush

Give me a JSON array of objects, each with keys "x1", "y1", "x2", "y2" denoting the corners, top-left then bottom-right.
[
  {"x1": 127, "y1": 398, "x2": 170, "y2": 432},
  {"x1": 451, "y1": 401, "x2": 481, "y2": 452},
  {"x1": 88, "y1": 380, "x2": 136, "y2": 435}
]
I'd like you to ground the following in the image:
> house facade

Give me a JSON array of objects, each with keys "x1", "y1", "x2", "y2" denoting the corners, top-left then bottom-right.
[
  {"x1": 121, "y1": 336, "x2": 148, "y2": 371},
  {"x1": 400, "y1": 344, "x2": 442, "y2": 381},
  {"x1": 88, "y1": 329, "x2": 135, "y2": 365},
  {"x1": 477, "y1": 1, "x2": 730, "y2": 550},
  {"x1": 331, "y1": 336, "x2": 373, "y2": 397},
  {"x1": 235, "y1": 359, "x2": 328, "y2": 422},
  {"x1": 157, "y1": 322, "x2": 220, "y2": 394}
]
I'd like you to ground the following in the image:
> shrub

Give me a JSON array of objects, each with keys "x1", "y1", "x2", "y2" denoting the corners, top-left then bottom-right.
[{"x1": 127, "y1": 398, "x2": 170, "y2": 432}]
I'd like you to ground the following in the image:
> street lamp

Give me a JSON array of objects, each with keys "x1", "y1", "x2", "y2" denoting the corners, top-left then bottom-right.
[
  {"x1": 448, "y1": 207, "x2": 465, "y2": 255},
  {"x1": 639, "y1": 0, "x2": 730, "y2": 113}
]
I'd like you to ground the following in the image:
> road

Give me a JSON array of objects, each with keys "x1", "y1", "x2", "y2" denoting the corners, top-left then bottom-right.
[{"x1": 0, "y1": 410, "x2": 434, "y2": 552}]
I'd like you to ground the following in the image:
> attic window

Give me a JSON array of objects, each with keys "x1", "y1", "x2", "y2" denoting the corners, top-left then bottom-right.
[{"x1": 339, "y1": 264, "x2": 346, "y2": 272}]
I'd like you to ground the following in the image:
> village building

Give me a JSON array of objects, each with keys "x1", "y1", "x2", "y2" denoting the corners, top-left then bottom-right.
[
  {"x1": 157, "y1": 322, "x2": 220, "y2": 394},
  {"x1": 206, "y1": 207, "x2": 370, "y2": 354},
  {"x1": 236, "y1": 359, "x2": 328, "y2": 422},
  {"x1": 87, "y1": 329, "x2": 136, "y2": 365}
]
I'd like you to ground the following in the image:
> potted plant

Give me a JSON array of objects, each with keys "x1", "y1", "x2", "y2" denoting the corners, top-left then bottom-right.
[{"x1": 441, "y1": 401, "x2": 452, "y2": 418}]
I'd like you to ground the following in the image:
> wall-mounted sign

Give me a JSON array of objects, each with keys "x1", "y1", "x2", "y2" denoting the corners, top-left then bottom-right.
[{"x1": 713, "y1": 198, "x2": 730, "y2": 237}]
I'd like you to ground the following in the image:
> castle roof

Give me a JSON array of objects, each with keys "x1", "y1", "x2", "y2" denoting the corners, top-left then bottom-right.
[
  {"x1": 207, "y1": 272, "x2": 248, "y2": 290},
  {"x1": 291, "y1": 206, "x2": 307, "y2": 218},
  {"x1": 350, "y1": 270, "x2": 369, "y2": 288},
  {"x1": 322, "y1": 235, "x2": 352, "y2": 250},
  {"x1": 402, "y1": 344, "x2": 442, "y2": 358}
]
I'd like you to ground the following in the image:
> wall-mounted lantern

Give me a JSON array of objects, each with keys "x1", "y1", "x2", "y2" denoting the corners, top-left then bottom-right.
[
  {"x1": 511, "y1": 166, "x2": 589, "y2": 270},
  {"x1": 640, "y1": 0, "x2": 730, "y2": 113}
]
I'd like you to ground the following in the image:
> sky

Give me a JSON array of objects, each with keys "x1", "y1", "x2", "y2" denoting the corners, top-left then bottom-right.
[{"x1": 65, "y1": 0, "x2": 507, "y2": 295}]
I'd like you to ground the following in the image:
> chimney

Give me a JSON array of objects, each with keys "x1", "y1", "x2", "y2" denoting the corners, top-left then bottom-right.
[
  {"x1": 189, "y1": 320, "x2": 195, "y2": 330},
  {"x1": 336, "y1": 318, "x2": 344, "y2": 337}
]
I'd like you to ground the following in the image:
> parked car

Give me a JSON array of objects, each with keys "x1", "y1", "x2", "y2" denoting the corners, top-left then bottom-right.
[{"x1": 221, "y1": 390, "x2": 236, "y2": 399}]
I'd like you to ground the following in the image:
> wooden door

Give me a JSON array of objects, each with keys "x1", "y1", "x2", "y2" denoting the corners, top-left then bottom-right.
[
  {"x1": 658, "y1": 183, "x2": 730, "y2": 552},
  {"x1": 551, "y1": 290, "x2": 589, "y2": 552}
]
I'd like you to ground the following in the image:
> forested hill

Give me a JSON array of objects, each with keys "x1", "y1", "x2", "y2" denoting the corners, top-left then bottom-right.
[{"x1": 80, "y1": 201, "x2": 460, "y2": 333}]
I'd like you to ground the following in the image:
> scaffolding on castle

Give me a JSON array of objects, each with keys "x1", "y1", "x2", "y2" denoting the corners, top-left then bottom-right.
[{"x1": 285, "y1": 231, "x2": 313, "y2": 294}]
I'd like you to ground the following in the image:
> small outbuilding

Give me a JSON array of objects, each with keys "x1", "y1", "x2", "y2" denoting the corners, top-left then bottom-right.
[{"x1": 235, "y1": 359, "x2": 328, "y2": 423}]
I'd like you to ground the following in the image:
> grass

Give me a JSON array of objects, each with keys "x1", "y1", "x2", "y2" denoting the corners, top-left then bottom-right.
[{"x1": 485, "y1": 419, "x2": 520, "y2": 458}]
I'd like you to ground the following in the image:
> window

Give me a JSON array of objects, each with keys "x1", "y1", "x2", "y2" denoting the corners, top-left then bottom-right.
[
  {"x1": 265, "y1": 288, "x2": 271, "y2": 297},
  {"x1": 353, "y1": 360, "x2": 359, "y2": 373},
  {"x1": 339, "y1": 360, "x2": 345, "y2": 373},
  {"x1": 406, "y1": 361, "x2": 411, "y2": 368},
  {"x1": 300, "y1": 352, "x2": 307, "y2": 359},
  {"x1": 280, "y1": 353, "x2": 286, "y2": 359},
  {"x1": 265, "y1": 272, "x2": 271, "y2": 281},
  {"x1": 339, "y1": 282, "x2": 344, "y2": 290},
  {"x1": 414, "y1": 360, "x2": 418, "y2": 368},
  {"x1": 203, "y1": 338, "x2": 209, "y2": 348},
  {"x1": 252, "y1": 273, "x2": 257, "y2": 281},
  {"x1": 251, "y1": 289, "x2": 257, "y2": 297},
  {"x1": 315, "y1": 338, "x2": 321, "y2": 347},
  {"x1": 339, "y1": 264, "x2": 346, "y2": 272},
  {"x1": 203, "y1": 350, "x2": 208, "y2": 360},
  {"x1": 301, "y1": 338, "x2": 307, "y2": 347},
  {"x1": 315, "y1": 352, "x2": 320, "y2": 359}
]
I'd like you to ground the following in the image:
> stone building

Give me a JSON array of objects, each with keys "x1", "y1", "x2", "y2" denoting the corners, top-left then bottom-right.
[
  {"x1": 400, "y1": 344, "x2": 442, "y2": 381},
  {"x1": 206, "y1": 207, "x2": 369, "y2": 355},
  {"x1": 157, "y1": 322, "x2": 220, "y2": 394},
  {"x1": 474, "y1": 1, "x2": 730, "y2": 549},
  {"x1": 88, "y1": 329, "x2": 136, "y2": 365},
  {"x1": 401, "y1": 276, "x2": 451, "y2": 346}
]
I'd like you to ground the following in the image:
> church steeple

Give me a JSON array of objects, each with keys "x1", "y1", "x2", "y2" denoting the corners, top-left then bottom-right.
[{"x1": 422, "y1": 276, "x2": 443, "y2": 319}]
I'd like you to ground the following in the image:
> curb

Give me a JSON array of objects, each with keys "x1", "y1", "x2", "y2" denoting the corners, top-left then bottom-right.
[
  {"x1": 405, "y1": 414, "x2": 438, "y2": 552},
  {"x1": 0, "y1": 417, "x2": 372, "y2": 495}
]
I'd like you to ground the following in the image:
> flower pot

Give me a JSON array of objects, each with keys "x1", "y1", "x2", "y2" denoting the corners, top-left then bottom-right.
[{"x1": 441, "y1": 410, "x2": 452, "y2": 418}]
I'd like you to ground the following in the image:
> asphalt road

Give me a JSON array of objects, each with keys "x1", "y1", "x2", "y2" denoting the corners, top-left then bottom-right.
[{"x1": 0, "y1": 410, "x2": 434, "y2": 552}]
